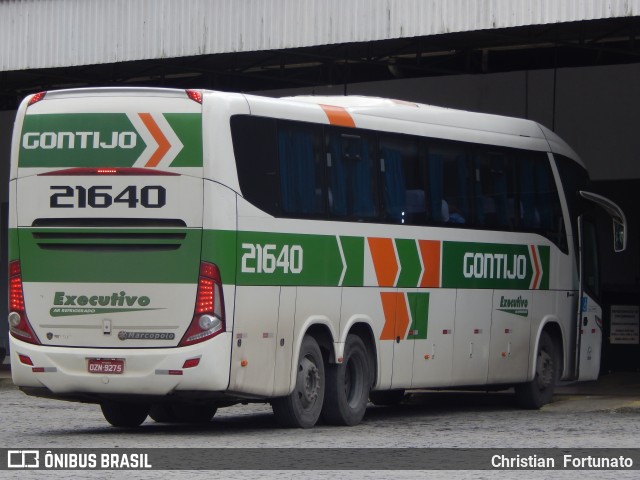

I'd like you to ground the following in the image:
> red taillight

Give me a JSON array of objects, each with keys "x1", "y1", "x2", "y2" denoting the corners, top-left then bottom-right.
[
  {"x1": 186, "y1": 89, "x2": 203, "y2": 104},
  {"x1": 8, "y1": 261, "x2": 40, "y2": 345},
  {"x1": 179, "y1": 262, "x2": 225, "y2": 347},
  {"x1": 18, "y1": 354, "x2": 34, "y2": 366},
  {"x1": 27, "y1": 91, "x2": 46, "y2": 106},
  {"x1": 182, "y1": 357, "x2": 201, "y2": 369}
]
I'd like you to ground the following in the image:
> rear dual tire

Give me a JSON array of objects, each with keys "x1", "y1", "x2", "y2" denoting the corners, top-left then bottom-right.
[
  {"x1": 272, "y1": 336, "x2": 325, "y2": 428},
  {"x1": 272, "y1": 334, "x2": 372, "y2": 428},
  {"x1": 322, "y1": 334, "x2": 371, "y2": 426}
]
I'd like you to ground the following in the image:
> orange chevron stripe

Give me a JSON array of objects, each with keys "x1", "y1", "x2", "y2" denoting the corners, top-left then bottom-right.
[
  {"x1": 139, "y1": 113, "x2": 171, "y2": 167},
  {"x1": 319, "y1": 105, "x2": 356, "y2": 128},
  {"x1": 368, "y1": 237, "x2": 398, "y2": 287},
  {"x1": 379, "y1": 292, "x2": 398, "y2": 341},
  {"x1": 529, "y1": 244, "x2": 541, "y2": 289},
  {"x1": 379, "y1": 292, "x2": 410, "y2": 341},
  {"x1": 394, "y1": 293, "x2": 411, "y2": 340},
  {"x1": 418, "y1": 240, "x2": 441, "y2": 288}
]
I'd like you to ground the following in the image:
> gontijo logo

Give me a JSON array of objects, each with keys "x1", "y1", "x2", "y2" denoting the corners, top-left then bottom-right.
[
  {"x1": 442, "y1": 242, "x2": 548, "y2": 290},
  {"x1": 22, "y1": 130, "x2": 137, "y2": 150},
  {"x1": 19, "y1": 112, "x2": 202, "y2": 168}
]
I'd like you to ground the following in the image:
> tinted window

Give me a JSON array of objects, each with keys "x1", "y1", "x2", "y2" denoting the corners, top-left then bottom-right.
[
  {"x1": 278, "y1": 122, "x2": 325, "y2": 217},
  {"x1": 379, "y1": 135, "x2": 422, "y2": 224},
  {"x1": 326, "y1": 129, "x2": 379, "y2": 220},
  {"x1": 231, "y1": 116, "x2": 279, "y2": 215},
  {"x1": 427, "y1": 141, "x2": 471, "y2": 225},
  {"x1": 472, "y1": 147, "x2": 518, "y2": 229},
  {"x1": 230, "y1": 114, "x2": 569, "y2": 251}
]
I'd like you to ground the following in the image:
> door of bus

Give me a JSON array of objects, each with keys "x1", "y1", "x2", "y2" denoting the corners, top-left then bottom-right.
[
  {"x1": 575, "y1": 191, "x2": 627, "y2": 381},
  {"x1": 576, "y1": 215, "x2": 602, "y2": 381}
]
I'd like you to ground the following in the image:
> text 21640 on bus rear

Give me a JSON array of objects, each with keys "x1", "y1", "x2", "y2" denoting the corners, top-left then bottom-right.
[{"x1": 8, "y1": 88, "x2": 626, "y2": 427}]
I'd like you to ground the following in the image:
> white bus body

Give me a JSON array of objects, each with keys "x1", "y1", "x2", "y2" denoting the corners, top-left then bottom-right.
[{"x1": 8, "y1": 88, "x2": 625, "y2": 427}]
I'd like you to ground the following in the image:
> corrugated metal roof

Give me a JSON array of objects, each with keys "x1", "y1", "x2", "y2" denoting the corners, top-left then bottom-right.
[{"x1": 2, "y1": 0, "x2": 640, "y2": 72}]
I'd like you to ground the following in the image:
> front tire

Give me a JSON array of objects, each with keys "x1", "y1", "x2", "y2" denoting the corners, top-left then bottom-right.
[
  {"x1": 100, "y1": 401, "x2": 150, "y2": 427},
  {"x1": 515, "y1": 331, "x2": 559, "y2": 409},
  {"x1": 272, "y1": 335, "x2": 325, "y2": 428},
  {"x1": 322, "y1": 334, "x2": 371, "y2": 426}
]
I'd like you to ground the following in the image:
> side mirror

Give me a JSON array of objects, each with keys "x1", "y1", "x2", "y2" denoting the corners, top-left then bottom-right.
[
  {"x1": 613, "y1": 218, "x2": 625, "y2": 253},
  {"x1": 579, "y1": 191, "x2": 627, "y2": 252}
]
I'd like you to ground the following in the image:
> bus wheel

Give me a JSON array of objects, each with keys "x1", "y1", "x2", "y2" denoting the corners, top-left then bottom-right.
[
  {"x1": 322, "y1": 334, "x2": 371, "y2": 426},
  {"x1": 149, "y1": 404, "x2": 176, "y2": 423},
  {"x1": 150, "y1": 403, "x2": 217, "y2": 423},
  {"x1": 172, "y1": 403, "x2": 217, "y2": 423},
  {"x1": 515, "y1": 331, "x2": 558, "y2": 409},
  {"x1": 272, "y1": 335, "x2": 325, "y2": 428},
  {"x1": 100, "y1": 401, "x2": 150, "y2": 427},
  {"x1": 369, "y1": 389, "x2": 405, "y2": 406}
]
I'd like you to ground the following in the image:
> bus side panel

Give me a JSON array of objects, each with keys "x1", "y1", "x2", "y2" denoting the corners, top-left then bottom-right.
[
  {"x1": 229, "y1": 285, "x2": 280, "y2": 396},
  {"x1": 273, "y1": 286, "x2": 296, "y2": 396},
  {"x1": 487, "y1": 290, "x2": 532, "y2": 384},
  {"x1": 411, "y1": 289, "x2": 455, "y2": 389},
  {"x1": 451, "y1": 289, "x2": 492, "y2": 386}
]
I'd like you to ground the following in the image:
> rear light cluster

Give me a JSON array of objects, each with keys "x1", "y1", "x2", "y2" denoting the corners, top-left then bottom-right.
[
  {"x1": 27, "y1": 91, "x2": 46, "y2": 106},
  {"x1": 179, "y1": 262, "x2": 225, "y2": 346},
  {"x1": 8, "y1": 261, "x2": 40, "y2": 345},
  {"x1": 186, "y1": 89, "x2": 203, "y2": 104}
]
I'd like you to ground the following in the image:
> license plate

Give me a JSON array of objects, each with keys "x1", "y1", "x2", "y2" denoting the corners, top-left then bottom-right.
[{"x1": 87, "y1": 358, "x2": 125, "y2": 374}]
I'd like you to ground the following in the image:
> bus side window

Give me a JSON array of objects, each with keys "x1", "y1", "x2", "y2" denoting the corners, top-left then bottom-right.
[
  {"x1": 473, "y1": 148, "x2": 517, "y2": 230},
  {"x1": 525, "y1": 152, "x2": 567, "y2": 252},
  {"x1": 278, "y1": 122, "x2": 325, "y2": 217},
  {"x1": 427, "y1": 141, "x2": 470, "y2": 225},
  {"x1": 231, "y1": 115, "x2": 279, "y2": 216},
  {"x1": 327, "y1": 129, "x2": 378, "y2": 221},
  {"x1": 379, "y1": 135, "x2": 422, "y2": 225}
]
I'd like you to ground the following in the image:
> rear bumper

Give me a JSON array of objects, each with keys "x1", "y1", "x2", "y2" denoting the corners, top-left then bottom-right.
[{"x1": 9, "y1": 332, "x2": 232, "y2": 397}]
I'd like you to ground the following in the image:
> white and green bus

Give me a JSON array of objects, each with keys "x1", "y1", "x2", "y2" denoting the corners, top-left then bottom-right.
[{"x1": 8, "y1": 88, "x2": 626, "y2": 428}]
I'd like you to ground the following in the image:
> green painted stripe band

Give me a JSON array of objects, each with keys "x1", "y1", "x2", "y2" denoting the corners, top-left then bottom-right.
[
  {"x1": 11, "y1": 226, "x2": 551, "y2": 290},
  {"x1": 15, "y1": 228, "x2": 201, "y2": 284}
]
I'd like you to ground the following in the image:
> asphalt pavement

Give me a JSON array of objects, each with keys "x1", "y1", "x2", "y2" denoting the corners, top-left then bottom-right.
[{"x1": 1, "y1": 362, "x2": 639, "y2": 413}]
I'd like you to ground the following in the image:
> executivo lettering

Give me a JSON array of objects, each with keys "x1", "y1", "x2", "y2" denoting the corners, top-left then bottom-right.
[
  {"x1": 50, "y1": 291, "x2": 161, "y2": 317},
  {"x1": 498, "y1": 295, "x2": 529, "y2": 317}
]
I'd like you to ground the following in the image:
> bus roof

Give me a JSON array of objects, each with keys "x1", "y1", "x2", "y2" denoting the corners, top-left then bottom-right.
[
  {"x1": 19, "y1": 87, "x2": 584, "y2": 168},
  {"x1": 282, "y1": 94, "x2": 583, "y2": 166}
]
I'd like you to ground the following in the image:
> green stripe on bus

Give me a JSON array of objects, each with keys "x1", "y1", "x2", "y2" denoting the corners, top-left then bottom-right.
[
  {"x1": 16, "y1": 228, "x2": 201, "y2": 284},
  {"x1": 407, "y1": 292, "x2": 429, "y2": 340},
  {"x1": 165, "y1": 113, "x2": 203, "y2": 167},
  {"x1": 441, "y1": 242, "x2": 550, "y2": 290},
  {"x1": 340, "y1": 236, "x2": 365, "y2": 287},
  {"x1": 19, "y1": 114, "x2": 146, "y2": 168},
  {"x1": 18, "y1": 113, "x2": 203, "y2": 168},
  {"x1": 395, "y1": 239, "x2": 422, "y2": 288},
  {"x1": 14, "y1": 225, "x2": 552, "y2": 290}
]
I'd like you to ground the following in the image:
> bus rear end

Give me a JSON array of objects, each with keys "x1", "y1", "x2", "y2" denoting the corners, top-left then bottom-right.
[{"x1": 8, "y1": 88, "x2": 232, "y2": 425}]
